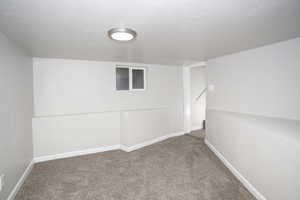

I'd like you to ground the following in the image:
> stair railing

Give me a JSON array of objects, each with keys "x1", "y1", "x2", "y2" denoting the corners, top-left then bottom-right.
[{"x1": 195, "y1": 87, "x2": 207, "y2": 101}]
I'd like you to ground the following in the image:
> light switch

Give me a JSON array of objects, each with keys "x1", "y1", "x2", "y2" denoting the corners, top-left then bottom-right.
[{"x1": 208, "y1": 84, "x2": 215, "y2": 91}]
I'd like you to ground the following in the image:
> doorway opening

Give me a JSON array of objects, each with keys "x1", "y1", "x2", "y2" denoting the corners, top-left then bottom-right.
[{"x1": 183, "y1": 63, "x2": 206, "y2": 139}]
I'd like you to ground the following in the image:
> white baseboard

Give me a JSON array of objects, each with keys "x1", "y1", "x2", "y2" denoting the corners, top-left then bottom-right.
[
  {"x1": 8, "y1": 132, "x2": 186, "y2": 199},
  {"x1": 121, "y1": 131, "x2": 186, "y2": 152},
  {"x1": 7, "y1": 160, "x2": 34, "y2": 200},
  {"x1": 34, "y1": 145, "x2": 120, "y2": 163},
  {"x1": 204, "y1": 139, "x2": 266, "y2": 200},
  {"x1": 9, "y1": 131, "x2": 185, "y2": 199},
  {"x1": 34, "y1": 131, "x2": 186, "y2": 161},
  {"x1": 191, "y1": 125, "x2": 203, "y2": 131}
]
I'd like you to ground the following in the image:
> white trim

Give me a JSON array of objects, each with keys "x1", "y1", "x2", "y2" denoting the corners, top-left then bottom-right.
[
  {"x1": 7, "y1": 160, "x2": 34, "y2": 200},
  {"x1": 183, "y1": 62, "x2": 207, "y2": 134},
  {"x1": 34, "y1": 106, "x2": 169, "y2": 118},
  {"x1": 204, "y1": 139, "x2": 267, "y2": 200},
  {"x1": 33, "y1": 131, "x2": 186, "y2": 161},
  {"x1": 191, "y1": 125, "x2": 203, "y2": 131},
  {"x1": 34, "y1": 145, "x2": 120, "y2": 163},
  {"x1": 10, "y1": 132, "x2": 186, "y2": 199},
  {"x1": 115, "y1": 65, "x2": 130, "y2": 91},
  {"x1": 129, "y1": 67, "x2": 132, "y2": 90},
  {"x1": 119, "y1": 145, "x2": 131, "y2": 152},
  {"x1": 183, "y1": 67, "x2": 192, "y2": 133},
  {"x1": 120, "y1": 131, "x2": 185, "y2": 152},
  {"x1": 131, "y1": 67, "x2": 147, "y2": 91},
  {"x1": 207, "y1": 108, "x2": 300, "y2": 122},
  {"x1": 183, "y1": 61, "x2": 206, "y2": 68},
  {"x1": 115, "y1": 65, "x2": 146, "y2": 91}
]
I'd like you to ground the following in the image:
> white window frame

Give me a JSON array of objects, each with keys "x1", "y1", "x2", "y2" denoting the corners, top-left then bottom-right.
[
  {"x1": 115, "y1": 65, "x2": 146, "y2": 91},
  {"x1": 130, "y1": 67, "x2": 146, "y2": 91}
]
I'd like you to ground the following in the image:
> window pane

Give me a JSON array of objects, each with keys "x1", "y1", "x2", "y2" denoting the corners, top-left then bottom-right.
[
  {"x1": 116, "y1": 67, "x2": 129, "y2": 90},
  {"x1": 132, "y1": 69, "x2": 144, "y2": 89}
]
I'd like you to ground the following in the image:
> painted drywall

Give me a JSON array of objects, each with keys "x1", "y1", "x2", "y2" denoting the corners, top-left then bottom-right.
[
  {"x1": 207, "y1": 38, "x2": 300, "y2": 120},
  {"x1": 206, "y1": 38, "x2": 300, "y2": 200},
  {"x1": 1, "y1": 0, "x2": 300, "y2": 65},
  {"x1": 183, "y1": 67, "x2": 192, "y2": 133},
  {"x1": 0, "y1": 32, "x2": 33, "y2": 200},
  {"x1": 190, "y1": 67, "x2": 206, "y2": 130},
  {"x1": 120, "y1": 107, "x2": 182, "y2": 147},
  {"x1": 33, "y1": 58, "x2": 183, "y2": 116},
  {"x1": 33, "y1": 58, "x2": 183, "y2": 157},
  {"x1": 33, "y1": 112, "x2": 121, "y2": 157}
]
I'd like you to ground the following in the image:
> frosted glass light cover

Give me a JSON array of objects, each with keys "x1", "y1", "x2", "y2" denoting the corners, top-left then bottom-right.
[{"x1": 108, "y1": 28, "x2": 137, "y2": 42}]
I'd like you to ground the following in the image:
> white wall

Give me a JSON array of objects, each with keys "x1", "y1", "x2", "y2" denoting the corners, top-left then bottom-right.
[
  {"x1": 207, "y1": 38, "x2": 300, "y2": 120},
  {"x1": 33, "y1": 58, "x2": 182, "y2": 116},
  {"x1": 0, "y1": 32, "x2": 33, "y2": 200},
  {"x1": 120, "y1": 107, "x2": 182, "y2": 147},
  {"x1": 190, "y1": 67, "x2": 206, "y2": 130},
  {"x1": 33, "y1": 112, "x2": 120, "y2": 157},
  {"x1": 33, "y1": 58, "x2": 183, "y2": 158},
  {"x1": 206, "y1": 38, "x2": 300, "y2": 200}
]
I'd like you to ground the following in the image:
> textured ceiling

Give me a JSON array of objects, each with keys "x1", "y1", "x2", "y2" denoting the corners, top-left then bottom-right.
[{"x1": 0, "y1": 0, "x2": 299, "y2": 65}]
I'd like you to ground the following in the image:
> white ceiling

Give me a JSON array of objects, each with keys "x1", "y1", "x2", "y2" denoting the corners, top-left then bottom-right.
[{"x1": 0, "y1": 0, "x2": 299, "y2": 65}]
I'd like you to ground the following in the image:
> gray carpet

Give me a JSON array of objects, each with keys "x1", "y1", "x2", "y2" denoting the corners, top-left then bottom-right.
[
  {"x1": 188, "y1": 129, "x2": 206, "y2": 139},
  {"x1": 16, "y1": 135, "x2": 256, "y2": 200}
]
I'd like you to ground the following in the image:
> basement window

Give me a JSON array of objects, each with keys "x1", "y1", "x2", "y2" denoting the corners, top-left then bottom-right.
[{"x1": 116, "y1": 66, "x2": 146, "y2": 91}]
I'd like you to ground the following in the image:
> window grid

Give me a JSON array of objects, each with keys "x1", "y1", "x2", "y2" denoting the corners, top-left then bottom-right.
[{"x1": 115, "y1": 65, "x2": 146, "y2": 91}]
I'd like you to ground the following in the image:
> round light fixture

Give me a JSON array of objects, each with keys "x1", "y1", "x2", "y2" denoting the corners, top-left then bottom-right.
[{"x1": 108, "y1": 28, "x2": 137, "y2": 42}]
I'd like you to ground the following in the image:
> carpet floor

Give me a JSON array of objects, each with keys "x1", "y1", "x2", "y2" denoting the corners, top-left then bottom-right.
[{"x1": 15, "y1": 135, "x2": 256, "y2": 200}]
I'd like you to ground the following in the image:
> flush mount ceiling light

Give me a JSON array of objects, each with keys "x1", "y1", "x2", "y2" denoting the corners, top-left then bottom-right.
[{"x1": 108, "y1": 28, "x2": 137, "y2": 42}]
